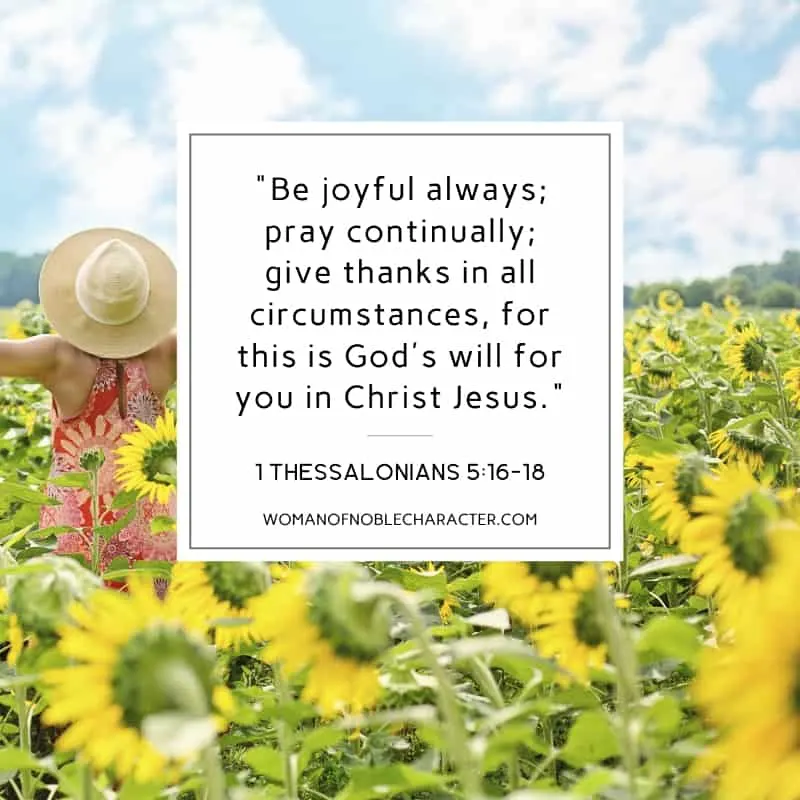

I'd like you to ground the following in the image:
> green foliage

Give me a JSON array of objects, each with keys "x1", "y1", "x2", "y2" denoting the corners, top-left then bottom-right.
[
  {"x1": 624, "y1": 248, "x2": 800, "y2": 308},
  {"x1": 0, "y1": 251, "x2": 46, "y2": 308},
  {"x1": 757, "y1": 280, "x2": 800, "y2": 308}
]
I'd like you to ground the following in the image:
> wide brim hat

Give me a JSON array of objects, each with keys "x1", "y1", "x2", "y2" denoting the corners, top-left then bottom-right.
[{"x1": 39, "y1": 227, "x2": 176, "y2": 359}]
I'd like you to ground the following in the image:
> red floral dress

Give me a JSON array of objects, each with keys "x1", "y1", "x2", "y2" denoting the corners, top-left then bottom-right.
[{"x1": 40, "y1": 358, "x2": 177, "y2": 584}]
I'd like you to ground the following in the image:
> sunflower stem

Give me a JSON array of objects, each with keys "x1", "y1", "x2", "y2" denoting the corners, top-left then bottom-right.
[
  {"x1": 395, "y1": 592, "x2": 482, "y2": 799},
  {"x1": 81, "y1": 763, "x2": 93, "y2": 800},
  {"x1": 89, "y1": 466, "x2": 100, "y2": 575},
  {"x1": 264, "y1": 566, "x2": 299, "y2": 800},
  {"x1": 15, "y1": 687, "x2": 34, "y2": 799},
  {"x1": 274, "y1": 664, "x2": 299, "y2": 800},
  {"x1": 767, "y1": 355, "x2": 798, "y2": 486},
  {"x1": 668, "y1": 354, "x2": 712, "y2": 438},
  {"x1": 469, "y1": 657, "x2": 521, "y2": 790},
  {"x1": 593, "y1": 564, "x2": 641, "y2": 800},
  {"x1": 201, "y1": 745, "x2": 227, "y2": 800}
]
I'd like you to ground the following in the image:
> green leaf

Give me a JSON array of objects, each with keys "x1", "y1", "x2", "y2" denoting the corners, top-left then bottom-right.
[
  {"x1": 335, "y1": 765, "x2": 449, "y2": 800},
  {"x1": 571, "y1": 769, "x2": 618, "y2": 796},
  {"x1": 375, "y1": 565, "x2": 447, "y2": 597},
  {"x1": 298, "y1": 726, "x2": 347, "y2": 773},
  {"x1": 27, "y1": 525, "x2": 77, "y2": 539},
  {"x1": 630, "y1": 554, "x2": 697, "y2": 577},
  {"x1": 636, "y1": 616, "x2": 701, "y2": 667},
  {"x1": 95, "y1": 505, "x2": 137, "y2": 540},
  {"x1": 111, "y1": 489, "x2": 140, "y2": 509},
  {"x1": 641, "y1": 693, "x2": 684, "y2": 740},
  {"x1": 49, "y1": 471, "x2": 92, "y2": 489},
  {"x1": 244, "y1": 746, "x2": 284, "y2": 783},
  {"x1": 482, "y1": 723, "x2": 550, "y2": 771},
  {"x1": 0, "y1": 747, "x2": 43, "y2": 771},
  {"x1": 465, "y1": 608, "x2": 510, "y2": 630},
  {"x1": 0, "y1": 481, "x2": 55, "y2": 505},
  {"x1": 150, "y1": 515, "x2": 176, "y2": 534},
  {"x1": 559, "y1": 711, "x2": 621, "y2": 767}
]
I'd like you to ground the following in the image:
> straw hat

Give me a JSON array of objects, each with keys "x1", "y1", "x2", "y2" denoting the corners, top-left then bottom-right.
[{"x1": 39, "y1": 227, "x2": 176, "y2": 359}]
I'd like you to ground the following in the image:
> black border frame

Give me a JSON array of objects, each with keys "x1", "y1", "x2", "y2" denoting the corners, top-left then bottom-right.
[{"x1": 187, "y1": 132, "x2": 614, "y2": 552}]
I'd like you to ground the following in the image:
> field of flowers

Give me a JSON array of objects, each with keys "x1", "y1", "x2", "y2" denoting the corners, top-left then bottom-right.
[{"x1": 0, "y1": 294, "x2": 799, "y2": 800}]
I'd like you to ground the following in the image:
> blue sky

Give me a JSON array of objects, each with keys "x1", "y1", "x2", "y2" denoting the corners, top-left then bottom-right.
[{"x1": 1, "y1": 0, "x2": 798, "y2": 283}]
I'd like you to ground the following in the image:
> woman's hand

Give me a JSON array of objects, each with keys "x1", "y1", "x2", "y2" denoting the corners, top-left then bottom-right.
[{"x1": 0, "y1": 335, "x2": 60, "y2": 382}]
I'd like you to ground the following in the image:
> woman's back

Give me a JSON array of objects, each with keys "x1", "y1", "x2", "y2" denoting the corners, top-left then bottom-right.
[
  {"x1": 41, "y1": 345, "x2": 177, "y2": 577},
  {"x1": 0, "y1": 227, "x2": 179, "y2": 586},
  {"x1": 48, "y1": 336, "x2": 176, "y2": 419}
]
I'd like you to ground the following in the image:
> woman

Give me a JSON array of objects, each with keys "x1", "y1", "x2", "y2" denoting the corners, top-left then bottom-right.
[{"x1": 0, "y1": 227, "x2": 177, "y2": 581}]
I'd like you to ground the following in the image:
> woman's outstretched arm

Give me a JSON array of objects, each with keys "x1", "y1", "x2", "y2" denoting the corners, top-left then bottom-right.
[{"x1": 0, "y1": 335, "x2": 60, "y2": 382}]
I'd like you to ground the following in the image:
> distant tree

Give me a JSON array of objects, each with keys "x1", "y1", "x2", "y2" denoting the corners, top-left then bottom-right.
[
  {"x1": 714, "y1": 274, "x2": 756, "y2": 306},
  {"x1": 631, "y1": 282, "x2": 684, "y2": 307},
  {"x1": 623, "y1": 285, "x2": 635, "y2": 308},
  {"x1": 0, "y1": 251, "x2": 44, "y2": 306},
  {"x1": 758, "y1": 281, "x2": 800, "y2": 308},
  {"x1": 772, "y1": 250, "x2": 800, "y2": 287},
  {"x1": 682, "y1": 278, "x2": 715, "y2": 307}
]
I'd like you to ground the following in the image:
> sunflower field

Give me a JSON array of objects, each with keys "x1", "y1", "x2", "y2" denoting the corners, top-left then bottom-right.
[{"x1": 1, "y1": 294, "x2": 800, "y2": 800}]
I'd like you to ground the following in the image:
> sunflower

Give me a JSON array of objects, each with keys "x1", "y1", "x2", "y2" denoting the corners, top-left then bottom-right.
[
  {"x1": 657, "y1": 289, "x2": 684, "y2": 314},
  {"x1": 722, "y1": 325, "x2": 769, "y2": 382},
  {"x1": 644, "y1": 362, "x2": 678, "y2": 393},
  {"x1": 625, "y1": 448, "x2": 653, "y2": 490},
  {"x1": 5, "y1": 320, "x2": 25, "y2": 340},
  {"x1": 784, "y1": 366, "x2": 800, "y2": 410},
  {"x1": 254, "y1": 564, "x2": 390, "y2": 717},
  {"x1": 41, "y1": 577, "x2": 233, "y2": 784},
  {"x1": 169, "y1": 562, "x2": 271, "y2": 649},
  {"x1": 115, "y1": 409, "x2": 177, "y2": 505},
  {"x1": 532, "y1": 564, "x2": 625, "y2": 684},
  {"x1": 779, "y1": 309, "x2": 800, "y2": 335},
  {"x1": 643, "y1": 452, "x2": 712, "y2": 543},
  {"x1": 482, "y1": 562, "x2": 577, "y2": 628},
  {"x1": 723, "y1": 295, "x2": 741, "y2": 317},
  {"x1": 691, "y1": 531, "x2": 800, "y2": 799},
  {"x1": 679, "y1": 462, "x2": 796, "y2": 629},
  {"x1": 651, "y1": 322, "x2": 684, "y2": 354},
  {"x1": 411, "y1": 562, "x2": 460, "y2": 623},
  {"x1": 701, "y1": 302, "x2": 714, "y2": 319},
  {"x1": 709, "y1": 424, "x2": 772, "y2": 473},
  {"x1": 627, "y1": 357, "x2": 644, "y2": 378},
  {"x1": 0, "y1": 586, "x2": 26, "y2": 667}
]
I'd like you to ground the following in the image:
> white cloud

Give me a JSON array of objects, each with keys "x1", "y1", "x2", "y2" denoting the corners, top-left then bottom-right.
[
  {"x1": 34, "y1": 101, "x2": 171, "y2": 245},
  {"x1": 392, "y1": 0, "x2": 800, "y2": 280},
  {"x1": 395, "y1": 0, "x2": 640, "y2": 117},
  {"x1": 626, "y1": 135, "x2": 800, "y2": 281},
  {"x1": 146, "y1": 2, "x2": 350, "y2": 133},
  {"x1": 0, "y1": 0, "x2": 110, "y2": 95},
  {"x1": 28, "y1": 0, "x2": 350, "y2": 251},
  {"x1": 750, "y1": 45, "x2": 800, "y2": 127}
]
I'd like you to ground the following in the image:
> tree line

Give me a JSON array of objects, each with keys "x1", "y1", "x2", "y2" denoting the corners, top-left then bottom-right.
[
  {"x1": 624, "y1": 249, "x2": 800, "y2": 309},
  {"x1": 0, "y1": 251, "x2": 46, "y2": 307},
  {"x1": 1, "y1": 248, "x2": 799, "y2": 310}
]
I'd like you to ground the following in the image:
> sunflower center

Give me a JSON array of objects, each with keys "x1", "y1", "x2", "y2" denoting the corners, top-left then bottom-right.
[
  {"x1": 674, "y1": 454, "x2": 707, "y2": 510},
  {"x1": 573, "y1": 591, "x2": 604, "y2": 648},
  {"x1": 723, "y1": 493, "x2": 773, "y2": 577},
  {"x1": 307, "y1": 565, "x2": 391, "y2": 663},
  {"x1": 142, "y1": 440, "x2": 178, "y2": 485},
  {"x1": 526, "y1": 562, "x2": 575, "y2": 584},
  {"x1": 112, "y1": 626, "x2": 216, "y2": 729},
  {"x1": 727, "y1": 429, "x2": 768, "y2": 458},
  {"x1": 203, "y1": 562, "x2": 268, "y2": 609},
  {"x1": 740, "y1": 338, "x2": 767, "y2": 373}
]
